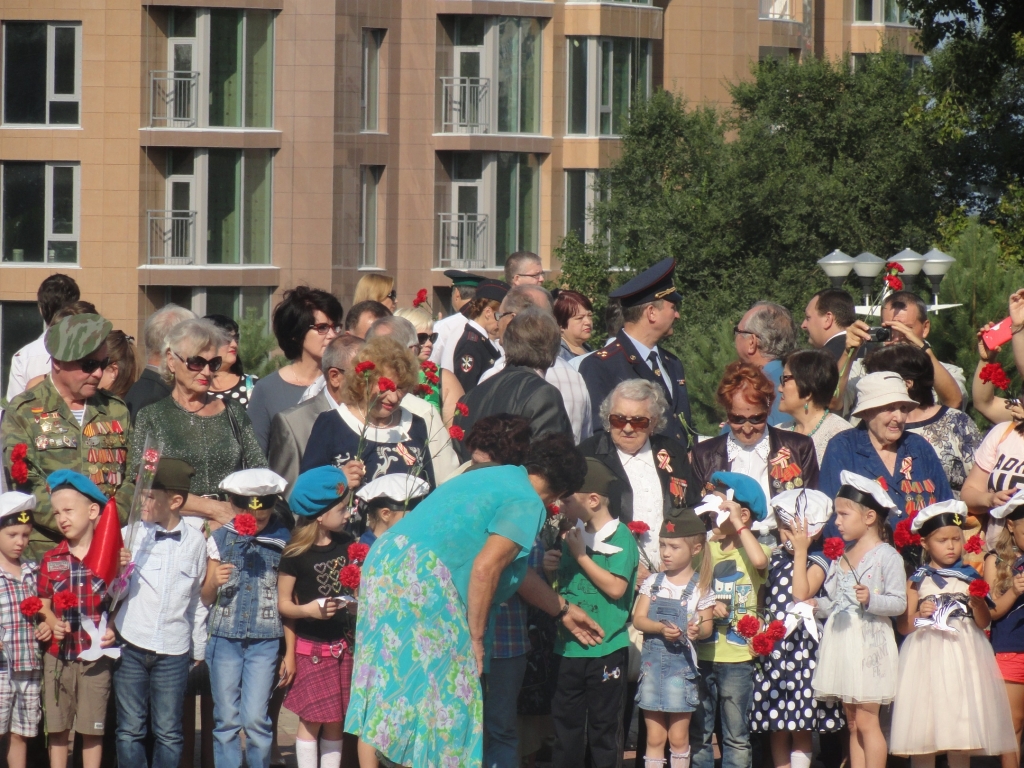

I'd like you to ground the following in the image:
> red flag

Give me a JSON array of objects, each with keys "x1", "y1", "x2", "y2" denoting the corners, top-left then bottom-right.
[{"x1": 83, "y1": 499, "x2": 123, "y2": 586}]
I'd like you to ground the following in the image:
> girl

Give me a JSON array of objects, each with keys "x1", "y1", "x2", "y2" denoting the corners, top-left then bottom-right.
[
  {"x1": 632, "y1": 507, "x2": 715, "y2": 768},
  {"x1": 278, "y1": 466, "x2": 360, "y2": 768},
  {"x1": 751, "y1": 489, "x2": 844, "y2": 768},
  {"x1": 354, "y1": 474, "x2": 430, "y2": 548},
  {"x1": 984, "y1": 490, "x2": 1024, "y2": 768},
  {"x1": 892, "y1": 500, "x2": 1016, "y2": 768},
  {"x1": 812, "y1": 471, "x2": 907, "y2": 768}
]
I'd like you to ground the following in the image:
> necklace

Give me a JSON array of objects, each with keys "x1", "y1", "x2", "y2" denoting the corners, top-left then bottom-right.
[{"x1": 807, "y1": 409, "x2": 830, "y2": 437}]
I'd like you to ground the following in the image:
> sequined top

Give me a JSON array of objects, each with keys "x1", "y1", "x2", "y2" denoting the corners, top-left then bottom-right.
[{"x1": 128, "y1": 397, "x2": 267, "y2": 496}]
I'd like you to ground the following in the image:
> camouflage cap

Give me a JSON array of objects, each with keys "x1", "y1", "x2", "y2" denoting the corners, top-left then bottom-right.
[{"x1": 45, "y1": 313, "x2": 113, "y2": 362}]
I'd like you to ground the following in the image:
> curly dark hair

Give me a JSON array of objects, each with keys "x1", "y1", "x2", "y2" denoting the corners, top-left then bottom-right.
[
  {"x1": 524, "y1": 433, "x2": 587, "y2": 499},
  {"x1": 863, "y1": 343, "x2": 935, "y2": 407},
  {"x1": 464, "y1": 415, "x2": 532, "y2": 465}
]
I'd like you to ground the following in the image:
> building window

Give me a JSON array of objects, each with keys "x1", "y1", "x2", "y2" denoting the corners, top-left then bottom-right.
[
  {"x1": 884, "y1": 0, "x2": 910, "y2": 23},
  {"x1": 855, "y1": 0, "x2": 874, "y2": 21},
  {"x1": 362, "y1": 30, "x2": 383, "y2": 132},
  {"x1": 4, "y1": 23, "x2": 81, "y2": 126},
  {"x1": 566, "y1": 170, "x2": 588, "y2": 243},
  {"x1": 208, "y1": 9, "x2": 274, "y2": 128},
  {"x1": 205, "y1": 286, "x2": 271, "y2": 323},
  {"x1": 495, "y1": 153, "x2": 539, "y2": 265},
  {"x1": 360, "y1": 166, "x2": 383, "y2": 268},
  {"x1": 497, "y1": 18, "x2": 541, "y2": 134},
  {"x1": 0, "y1": 301, "x2": 42, "y2": 393},
  {"x1": 1, "y1": 163, "x2": 79, "y2": 263},
  {"x1": 567, "y1": 38, "x2": 588, "y2": 135},
  {"x1": 566, "y1": 37, "x2": 650, "y2": 137},
  {"x1": 207, "y1": 149, "x2": 273, "y2": 264}
]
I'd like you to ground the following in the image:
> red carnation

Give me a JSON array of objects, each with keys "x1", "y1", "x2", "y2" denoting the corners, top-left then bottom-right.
[
  {"x1": 969, "y1": 579, "x2": 990, "y2": 599},
  {"x1": 627, "y1": 521, "x2": 651, "y2": 536},
  {"x1": 893, "y1": 519, "x2": 921, "y2": 552},
  {"x1": 377, "y1": 377, "x2": 397, "y2": 393},
  {"x1": 980, "y1": 363, "x2": 1012, "y2": 391},
  {"x1": 424, "y1": 371, "x2": 440, "y2": 385},
  {"x1": 751, "y1": 632, "x2": 776, "y2": 656},
  {"x1": 234, "y1": 513, "x2": 258, "y2": 537},
  {"x1": 455, "y1": 402, "x2": 469, "y2": 417},
  {"x1": 964, "y1": 535, "x2": 983, "y2": 554},
  {"x1": 413, "y1": 288, "x2": 428, "y2": 307},
  {"x1": 143, "y1": 448, "x2": 159, "y2": 465},
  {"x1": 10, "y1": 444, "x2": 27, "y2": 462},
  {"x1": 52, "y1": 591, "x2": 79, "y2": 614},
  {"x1": 449, "y1": 426, "x2": 464, "y2": 441},
  {"x1": 415, "y1": 384, "x2": 435, "y2": 397},
  {"x1": 885, "y1": 275, "x2": 904, "y2": 291},
  {"x1": 546, "y1": 502, "x2": 561, "y2": 518},
  {"x1": 348, "y1": 542, "x2": 370, "y2": 564},
  {"x1": 355, "y1": 361, "x2": 376, "y2": 375},
  {"x1": 823, "y1": 537, "x2": 845, "y2": 561},
  {"x1": 19, "y1": 596, "x2": 42, "y2": 619},
  {"x1": 736, "y1": 614, "x2": 760, "y2": 639},
  {"x1": 885, "y1": 261, "x2": 905, "y2": 273},
  {"x1": 421, "y1": 361, "x2": 438, "y2": 373},
  {"x1": 766, "y1": 620, "x2": 786, "y2": 642},
  {"x1": 10, "y1": 460, "x2": 28, "y2": 485},
  {"x1": 340, "y1": 563, "x2": 361, "y2": 590}
]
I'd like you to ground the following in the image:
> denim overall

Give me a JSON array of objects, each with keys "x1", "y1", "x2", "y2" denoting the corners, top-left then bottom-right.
[{"x1": 637, "y1": 571, "x2": 701, "y2": 713}]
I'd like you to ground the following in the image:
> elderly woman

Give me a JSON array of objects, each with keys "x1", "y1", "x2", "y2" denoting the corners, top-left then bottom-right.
[
  {"x1": 299, "y1": 336, "x2": 434, "y2": 487},
  {"x1": 129, "y1": 318, "x2": 267, "y2": 526},
  {"x1": 554, "y1": 289, "x2": 595, "y2": 362},
  {"x1": 692, "y1": 361, "x2": 819, "y2": 540},
  {"x1": 344, "y1": 434, "x2": 595, "y2": 768},
  {"x1": 579, "y1": 379, "x2": 699, "y2": 570},
  {"x1": 778, "y1": 349, "x2": 852, "y2": 464},
  {"x1": 820, "y1": 372, "x2": 953, "y2": 526}
]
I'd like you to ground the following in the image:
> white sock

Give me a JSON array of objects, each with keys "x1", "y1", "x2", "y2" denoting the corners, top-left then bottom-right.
[
  {"x1": 670, "y1": 748, "x2": 691, "y2": 768},
  {"x1": 911, "y1": 755, "x2": 936, "y2": 768},
  {"x1": 947, "y1": 752, "x2": 970, "y2": 768},
  {"x1": 295, "y1": 738, "x2": 319, "y2": 768},
  {"x1": 320, "y1": 738, "x2": 342, "y2": 768},
  {"x1": 791, "y1": 750, "x2": 812, "y2": 768},
  {"x1": 644, "y1": 760, "x2": 667, "y2": 768}
]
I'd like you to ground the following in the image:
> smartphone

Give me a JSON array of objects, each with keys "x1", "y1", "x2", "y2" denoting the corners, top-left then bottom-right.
[{"x1": 983, "y1": 317, "x2": 1014, "y2": 351}]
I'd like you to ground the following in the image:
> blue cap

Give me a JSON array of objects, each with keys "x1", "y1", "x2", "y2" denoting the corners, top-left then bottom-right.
[
  {"x1": 46, "y1": 470, "x2": 108, "y2": 506},
  {"x1": 609, "y1": 258, "x2": 682, "y2": 308},
  {"x1": 289, "y1": 466, "x2": 349, "y2": 518},
  {"x1": 710, "y1": 471, "x2": 767, "y2": 522}
]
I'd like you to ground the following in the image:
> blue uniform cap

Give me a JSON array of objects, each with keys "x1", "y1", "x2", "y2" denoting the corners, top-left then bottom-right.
[
  {"x1": 290, "y1": 465, "x2": 349, "y2": 518},
  {"x1": 710, "y1": 471, "x2": 767, "y2": 522},
  {"x1": 46, "y1": 469, "x2": 108, "y2": 506},
  {"x1": 608, "y1": 257, "x2": 682, "y2": 308}
]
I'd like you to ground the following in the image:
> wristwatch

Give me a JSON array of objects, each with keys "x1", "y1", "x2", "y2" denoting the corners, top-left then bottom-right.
[
  {"x1": 918, "y1": 339, "x2": 931, "y2": 351},
  {"x1": 556, "y1": 600, "x2": 571, "y2": 620}
]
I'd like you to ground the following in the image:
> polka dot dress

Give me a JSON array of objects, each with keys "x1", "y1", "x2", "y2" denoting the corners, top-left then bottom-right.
[
  {"x1": 750, "y1": 550, "x2": 845, "y2": 734},
  {"x1": 212, "y1": 374, "x2": 258, "y2": 407}
]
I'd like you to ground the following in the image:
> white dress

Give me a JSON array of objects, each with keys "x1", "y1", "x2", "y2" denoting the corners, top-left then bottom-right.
[{"x1": 890, "y1": 575, "x2": 1017, "y2": 756}]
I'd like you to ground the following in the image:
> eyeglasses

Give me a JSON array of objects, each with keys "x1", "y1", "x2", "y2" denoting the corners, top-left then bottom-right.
[
  {"x1": 78, "y1": 357, "x2": 111, "y2": 375},
  {"x1": 609, "y1": 414, "x2": 652, "y2": 430},
  {"x1": 781, "y1": 374, "x2": 796, "y2": 384},
  {"x1": 495, "y1": 311, "x2": 517, "y2": 322},
  {"x1": 518, "y1": 271, "x2": 546, "y2": 281},
  {"x1": 417, "y1": 332, "x2": 439, "y2": 345},
  {"x1": 386, "y1": 290, "x2": 397, "y2": 301},
  {"x1": 733, "y1": 325, "x2": 759, "y2": 339},
  {"x1": 174, "y1": 352, "x2": 223, "y2": 373},
  {"x1": 309, "y1": 323, "x2": 341, "y2": 336},
  {"x1": 727, "y1": 412, "x2": 768, "y2": 425}
]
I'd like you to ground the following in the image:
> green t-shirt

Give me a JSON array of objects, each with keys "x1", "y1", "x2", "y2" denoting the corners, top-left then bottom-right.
[
  {"x1": 696, "y1": 539, "x2": 772, "y2": 664},
  {"x1": 555, "y1": 520, "x2": 639, "y2": 658}
]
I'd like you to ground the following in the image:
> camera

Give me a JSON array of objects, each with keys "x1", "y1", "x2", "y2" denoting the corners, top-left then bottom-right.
[{"x1": 867, "y1": 327, "x2": 892, "y2": 343}]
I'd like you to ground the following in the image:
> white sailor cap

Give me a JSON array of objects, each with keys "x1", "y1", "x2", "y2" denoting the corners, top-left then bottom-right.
[
  {"x1": 0, "y1": 492, "x2": 35, "y2": 528},
  {"x1": 219, "y1": 468, "x2": 288, "y2": 510},
  {"x1": 990, "y1": 489, "x2": 1024, "y2": 521},
  {"x1": 910, "y1": 499, "x2": 969, "y2": 534},
  {"x1": 356, "y1": 475, "x2": 430, "y2": 505},
  {"x1": 836, "y1": 470, "x2": 897, "y2": 514},
  {"x1": 771, "y1": 488, "x2": 832, "y2": 537}
]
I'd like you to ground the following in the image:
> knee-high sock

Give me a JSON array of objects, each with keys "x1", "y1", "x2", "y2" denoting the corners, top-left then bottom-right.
[
  {"x1": 295, "y1": 739, "x2": 319, "y2": 768},
  {"x1": 671, "y1": 747, "x2": 692, "y2": 768},
  {"x1": 320, "y1": 738, "x2": 342, "y2": 768},
  {"x1": 645, "y1": 760, "x2": 667, "y2": 768},
  {"x1": 791, "y1": 750, "x2": 812, "y2": 768}
]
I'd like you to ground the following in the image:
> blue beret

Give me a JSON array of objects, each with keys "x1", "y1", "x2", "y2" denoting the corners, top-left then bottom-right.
[
  {"x1": 289, "y1": 466, "x2": 349, "y2": 518},
  {"x1": 711, "y1": 471, "x2": 767, "y2": 522},
  {"x1": 46, "y1": 470, "x2": 108, "y2": 506}
]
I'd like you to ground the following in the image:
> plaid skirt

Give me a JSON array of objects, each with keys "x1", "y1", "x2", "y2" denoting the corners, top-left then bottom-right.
[{"x1": 284, "y1": 639, "x2": 353, "y2": 723}]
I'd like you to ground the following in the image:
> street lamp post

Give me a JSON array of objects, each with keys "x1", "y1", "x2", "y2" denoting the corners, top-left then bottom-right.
[
  {"x1": 816, "y1": 250, "x2": 854, "y2": 289},
  {"x1": 852, "y1": 252, "x2": 885, "y2": 307},
  {"x1": 922, "y1": 248, "x2": 956, "y2": 307},
  {"x1": 891, "y1": 248, "x2": 925, "y2": 291}
]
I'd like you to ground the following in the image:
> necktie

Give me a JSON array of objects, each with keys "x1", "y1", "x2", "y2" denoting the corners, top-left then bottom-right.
[
  {"x1": 155, "y1": 530, "x2": 182, "y2": 541},
  {"x1": 648, "y1": 351, "x2": 664, "y2": 381}
]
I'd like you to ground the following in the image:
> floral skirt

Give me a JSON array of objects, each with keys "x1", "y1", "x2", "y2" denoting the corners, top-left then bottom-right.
[{"x1": 343, "y1": 534, "x2": 483, "y2": 768}]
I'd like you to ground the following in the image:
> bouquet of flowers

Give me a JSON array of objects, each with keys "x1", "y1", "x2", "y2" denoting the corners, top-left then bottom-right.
[{"x1": 736, "y1": 612, "x2": 787, "y2": 656}]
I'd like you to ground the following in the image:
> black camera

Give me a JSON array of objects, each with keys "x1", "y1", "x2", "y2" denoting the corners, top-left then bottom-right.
[{"x1": 867, "y1": 327, "x2": 892, "y2": 343}]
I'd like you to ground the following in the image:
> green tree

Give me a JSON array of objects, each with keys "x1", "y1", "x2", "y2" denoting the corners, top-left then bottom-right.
[{"x1": 238, "y1": 308, "x2": 286, "y2": 378}]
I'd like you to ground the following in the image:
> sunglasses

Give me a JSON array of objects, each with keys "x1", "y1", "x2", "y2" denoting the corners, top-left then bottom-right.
[
  {"x1": 733, "y1": 325, "x2": 759, "y2": 338},
  {"x1": 781, "y1": 374, "x2": 795, "y2": 384},
  {"x1": 609, "y1": 414, "x2": 651, "y2": 430},
  {"x1": 727, "y1": 412, "x2": 768, "y2": 425},
  {"x1": 418, "y1": 332, "x2": 439, "y2": 345},
  {"x1": 174, "y1": 351, "x2": 223, "y2": 373},
  {"x1": 309, "y1": 323, "x2": 341, "y2": 336},
  {"x1": 386, "y1": 290, "x2": 397, "y2": 301},
  {"x1": 78, "y1": 357, "x2": 111, "y2": 375}
]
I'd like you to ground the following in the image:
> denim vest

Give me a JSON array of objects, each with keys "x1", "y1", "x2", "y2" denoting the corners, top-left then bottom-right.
[{"x1": 208, "y1": 519, "x2": 288, "y2": 640}]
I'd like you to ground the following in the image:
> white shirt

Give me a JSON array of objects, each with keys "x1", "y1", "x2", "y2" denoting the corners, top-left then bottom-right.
[
  {"x1": 114, "y1": 521, "x2": 209, "y2": 659},
  {"x1": 617, "y1": 440, "x2": 664, "y2": 568},
  {"x1": 639, "y1": 573, "x2": 718, "y2": 611},
  {"x1": 623, "y1": 331, "x2": 672, "y2": 391},
  {"x1": 432, "y1": 313, "x2": 470, "y2": 371},
  {"x1": 726, "y1": 432, "x2": 775, "y2": 534},
  {"x1": 6, "y1": 333, "x2": 49, "y2": 402}
]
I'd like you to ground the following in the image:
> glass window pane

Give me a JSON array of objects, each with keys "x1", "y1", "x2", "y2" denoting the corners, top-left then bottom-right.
[
  {"x1": 207, "y1": 150, "x2": 241, "y2": 264},
  {"x1": 361, "y1": 166, "x2": 379, "y2": 268},
  {"x1": 47, "y1": 242, "x2": 76, "y2": 263},
  {"x1": 244, "y1": 11, "x2": 274, "y2": 128},
  {"x1": 362, "y1": 31, "x2": 380, "y2": 131},
  {"x1": 568, "y1": 38, "x2": 588, "y2": 135},
  {"x1": 0, "y1": 302, "x2": 44, "y2": 390},
  {"x1": 48, "y1": 102, "x2": 78, "y2": 125},
  {"x1": 169, "y1": 148, "x2": 195, "y2": 176},
  {"x1": 242, "y1": 149, "x2": 272, "y2": 264},
  {"x1": 566, "y1": 170, "x2": 586, "y2": 242},
  {"x1": 52, "y1": 27, "x2": 76, "y2": 95},
  {"x1": 455, "y1": 16, "x2": 485, "y2": 47},
  {"x1": 51, "y1": 166, "x2": 74, "y2": 235},
  {"x1": 240, "y1": 287, "x2": 270, "y2": 322},
  {"x1": 635, "y1": 40, "x2": 649, "y2": 100},
  {"x1": 612, "y1": 39, "x2": 631, "y2": 135},
  {"x1": 206, "y1": 288, "x2": 238, "y2": 319},
  {"x1": 170, "y1": 9, "x2": 197, "y2": 38},
  {"x1": 3, "y1": 163, "x2": 45, "y2": 262},
  {"x1": 600, "y1": 41, "x2": 612, "y2": 135},
  {"x1": 209, "y1": 10, "x2": 243, "y2": 128},
  {"x1": 495, "y1": 153, "x2": 517, "y2": 266},
  {"x1": 519, "y1": 19, "x2": 540, "y2": 134},
  {"x1": 4, "y1": 24, "x2": 47, "y2": 124},
  {"x1": 453, "y1": 152, "x2": 482, "y2": 180},
  {"x1": 855, "y1": 0, "x2": 873, "y2": 21},
  {"x1": 518, "y1": 154, "x2": 538, "y2": 254},
  {"x1": 497, "y1": 18, "x2": 520, "y2": 133}
]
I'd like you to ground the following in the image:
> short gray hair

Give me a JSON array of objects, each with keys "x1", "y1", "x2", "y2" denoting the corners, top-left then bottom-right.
[
  {"x1": 160, "y1": 318, "x2": 229, "y2": 384},
  {"x1": 365, "y1": 316, "x2": 418, "y2": 349},
  {"x1": 747, "y1": 302, "x2": 798, "y2": 360},
  {"x1": 144, "y1": 304, "x2": 195, "y2": 357},
  {"x1": 394, "y1": 306, "x2": 434, "y2": 333},
  {"x1": 501, "y1": 285, "x2": 552, "y2": 315},
  {"x1": 321, "y1": 335, "x2": 364, "y2": 374},
  {"x1": 504, "y1": 251, "x2": 542, "y2": 284},
  {"x1": 599, "y1": 379, "x2": 669, "y2": 433},
  {"x1": 503, "y1": 307, "x2": 560, "y2": 370}
]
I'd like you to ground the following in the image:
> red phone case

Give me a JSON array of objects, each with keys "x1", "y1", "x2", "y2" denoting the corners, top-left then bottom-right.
[{"x1": 983, "y1": 317, "x2": 1014, "y2": 351}]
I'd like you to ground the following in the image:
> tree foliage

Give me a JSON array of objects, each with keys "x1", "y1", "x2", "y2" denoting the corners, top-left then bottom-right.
[{"x1": 238, "y1": 308, "x2": 286, "y2": 378}]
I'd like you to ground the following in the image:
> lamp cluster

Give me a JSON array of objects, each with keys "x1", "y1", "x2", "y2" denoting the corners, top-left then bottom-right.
[{"x1": 817, "y1": 248, "x2": 956, "y2": 309}]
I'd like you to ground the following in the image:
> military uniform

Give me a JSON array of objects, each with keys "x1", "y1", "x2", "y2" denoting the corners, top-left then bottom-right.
[{"x1": 452, "y1": 320, "x2": 501, "y2": 392}]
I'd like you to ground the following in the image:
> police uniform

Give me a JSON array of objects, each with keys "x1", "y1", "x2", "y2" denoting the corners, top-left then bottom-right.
[
  {"x1": 430, "y1": 269, "x2": 486, "y2": 369},
  {"x1": 578, "y1": 258, "x2": 692, "y2": 445},
  {"x1": 449, "y1": 279, "x2": 508, "y2": 393},
  {"x1": 1, "y1": 314, "x2": 132, "y2": 560}
]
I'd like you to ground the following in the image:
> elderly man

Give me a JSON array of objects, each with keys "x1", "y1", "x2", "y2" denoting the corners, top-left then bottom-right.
[
  {"x1": 2, "y1": 314, "x2": 132, "y2": 559},
  {"x1": 802, "y1": 289, "x2": 857, "y2": 362},
  {"x1": 124, "y1": 303, "x2": 196, "y2": 419},
  {"x1": 343, "y1": 300, "x2": 390, "y2": 340},
  {"x1": 6, "y1": 273, "x2": 81, "y2": 401},
  {"x1": 504, "y1": 251, "x2": 546, "y2": 286},
  {"x1": 734, "y1": 301, "x2": 798, "y2": 427}
]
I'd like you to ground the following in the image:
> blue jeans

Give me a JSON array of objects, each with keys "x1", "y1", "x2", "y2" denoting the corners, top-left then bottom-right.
[
  {"x1": 113, "y1": 642, "x2": 191, "y2": 768},
  {"x1": 690, "y1": 660, "x2": 754, "y2": 768},
  {"x1": 207, "y1": 636, "x2": 279, "y2": 768},
  {"x1": 483, "y1": 654, "x2": 529, "y2": 768}
]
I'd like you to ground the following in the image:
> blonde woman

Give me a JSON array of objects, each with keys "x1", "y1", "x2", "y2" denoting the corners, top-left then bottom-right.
[{"x1": 353, "y1": 273, "x2": 396, "y2": 312}]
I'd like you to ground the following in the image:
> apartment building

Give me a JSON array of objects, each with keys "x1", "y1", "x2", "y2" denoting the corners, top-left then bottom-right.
[{"x1": 0, "y1": 0, "x2": 917, "y2": 387}]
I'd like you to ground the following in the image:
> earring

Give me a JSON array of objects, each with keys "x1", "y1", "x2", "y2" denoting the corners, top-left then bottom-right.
[{"x1": 804, "y1": 402, "x2": 809, "y2": 413}]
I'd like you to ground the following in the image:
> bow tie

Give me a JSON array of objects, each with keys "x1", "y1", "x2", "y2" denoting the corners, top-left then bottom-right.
[{"x1": 155, "y1": 530, "x2": 182, "y2": 541}]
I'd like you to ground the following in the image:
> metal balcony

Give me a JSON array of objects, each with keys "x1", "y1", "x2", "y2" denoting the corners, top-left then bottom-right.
[
  {"x1": 150, "y1": 71, "x2": 199, "y2": 127},
  {"x1": 440, "y1": 77, "x2": 491, "y2": 133},
  {"x1": 438, "y1": 212, "x2": 489, "y2": 269},
  {"x1": 759, "y1": 0, "x2": 794, "y2": 19},
  {"x1": 147, "y1": 210, "x2": 196, "y2": 265}
]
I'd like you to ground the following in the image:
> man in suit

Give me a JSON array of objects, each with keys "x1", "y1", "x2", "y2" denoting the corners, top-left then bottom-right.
[
  {"x1": 801, "y1": 288, "x2": 856, "y2": 363},
  {"x1": 578, "y1": 257, "x2": 691, "y2": 445}
]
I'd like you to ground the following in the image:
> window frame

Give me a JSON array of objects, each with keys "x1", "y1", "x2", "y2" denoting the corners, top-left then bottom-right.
[
  {"x1": 359, "y1": 165, "x2": 383, "y2": 268},
  {"x1": 566, "y1": 37, "x2": 650, "y2": 138},
  {"x1": 195, "y1": 9, "x2": 275, "y2": 129},
  {"x1": 361, "y1": 29, "x2": 383, "y2": 132},
  {"x1": 2, "y1": 22, "x2": 82, "y2": 126},
  {"x1": 0, "y1": 161, "x2": 80, "y2": 265}
]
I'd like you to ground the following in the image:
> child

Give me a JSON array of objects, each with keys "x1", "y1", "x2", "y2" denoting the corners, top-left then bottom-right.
[
  {"x1": 690, "y1": 471, "x2": 771, "y2": 768},
  {"x1": 632, "y1": 506, "x2": 715, "y2": 768},
  {"x1": 812, "y1": 471, "x2": 906, "y2": 768},
  {"x1": 0, "y1": 492, "x2": 50, "y2": 768},
  {"x1": 36, "y1": 470, "x2": 118, "y2": 768},
  {"x1": 355, "y1": 474, "x2": 430, "y2": 548},
  {"x1": 751, "y1": 489, "x2": 845, "y2": 768},
  {"x1": 546, "y1": 458, "x2": 638, "y2": 768},
  {"x1": 891, "y1": 499, "x2": 1016, "y2": 768},
  {"x1": 112, "y1": 458, "x2": 208, "y2": 768},
  {"x1": 201, "y1": 468, "x2": 289, "y2": 768}
]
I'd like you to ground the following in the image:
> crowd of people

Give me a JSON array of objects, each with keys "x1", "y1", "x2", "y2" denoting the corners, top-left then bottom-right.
[{"x1": 1, "y1": 259, "x2": 1024, "y2": 768}]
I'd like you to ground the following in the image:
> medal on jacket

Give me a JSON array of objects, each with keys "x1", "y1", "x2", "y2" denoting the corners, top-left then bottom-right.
[{"x1": 769, "y1": 447, "x2": 803, "y2": 490}]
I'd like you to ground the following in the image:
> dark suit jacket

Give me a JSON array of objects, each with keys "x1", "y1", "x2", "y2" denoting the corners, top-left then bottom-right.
[
  {"x1": 452, "y1": 366, "x2": 572, "y2": 463},
  {"x1": 268, "y1": 390, "x2": 333, "y2": 494},
  {"x1": 690, "y1": 427, "x2": 820, "y2": 499},
  {"x1": 578, "y1": 330, "x2": 691, "y2": 445},
  {"x1": 823, "y1": 333, "x2": 848, "y2": 363},
  {"x1": 124, "y1": 367, "x2": 171, "y2": 421},
  {"x1": 579, "y1": 431, "x2": 700, "y2": 523}
]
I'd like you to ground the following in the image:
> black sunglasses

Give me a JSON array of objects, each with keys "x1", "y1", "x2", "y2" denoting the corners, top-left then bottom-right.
[
  {"x1": 727, "y1": 412, "x2": 768, "y2": 425},
  {"x1": 417, "y1": 332, "x2": 439, "y2": 345},
  {"x1": 387, "y1": 290, "x2": 398, "y2": 301},
  {"x1": 78, "y1": 357, "x2": 111, "y2": 375},
  {"x1": 174, "y1": 352, "x2": 223, "y2": 373}
]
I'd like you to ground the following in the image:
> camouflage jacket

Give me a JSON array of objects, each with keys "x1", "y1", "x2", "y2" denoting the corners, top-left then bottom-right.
[{"x1": 2, "y1": 378, "x2": 133, "y2": 560}]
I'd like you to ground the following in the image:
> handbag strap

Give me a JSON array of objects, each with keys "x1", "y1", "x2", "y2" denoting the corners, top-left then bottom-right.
[{"x1": 223, "y1": 401, "x2": 249, "y2": 470}]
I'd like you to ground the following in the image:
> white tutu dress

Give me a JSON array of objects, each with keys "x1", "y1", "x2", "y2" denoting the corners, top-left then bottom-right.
[{"x1": 890, "y1": 573, "x2": 1018, "y2": 756}]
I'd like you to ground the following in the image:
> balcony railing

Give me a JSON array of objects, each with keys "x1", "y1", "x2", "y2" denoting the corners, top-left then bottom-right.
[
  {"x1": 147, "y1": 210, "x2": 196, "y2": 265},
  {"x1": 150, "y1": 71, "x2": 199, "y2": 128},
  {"x1": 438, "y1": 212, "x2": 489, "y2": 269},
  {"x1": 759, "y1": 0, "x2": 794, "y2": 19},
  {"x1": 440, "y1": 77, "x2": 491, "y2": 133}
]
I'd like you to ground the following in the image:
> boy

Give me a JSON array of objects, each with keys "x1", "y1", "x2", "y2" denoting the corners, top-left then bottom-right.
[
  {"x1": 37, "y1": 470, "x2": 117, "y2": 768},
  {"x1": 691, "y1": 471, "x2": 771, "y2": 768},
  {"x1": 112, "y1": 458, "x2": 206, "y2": 768},
  {"x1": 546, "y1": 458, "x2": 638, "y2": 768},
  {"x1": 354, "y1": 474, "x2": 430, "y2": 547}
]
